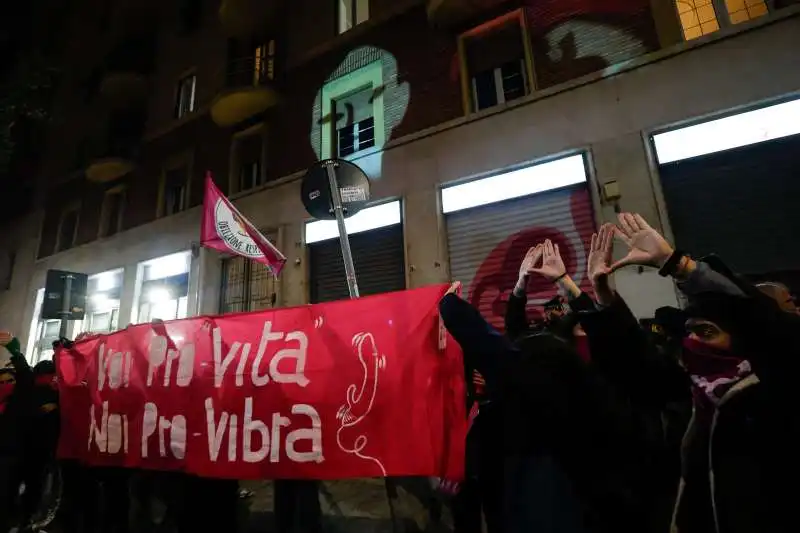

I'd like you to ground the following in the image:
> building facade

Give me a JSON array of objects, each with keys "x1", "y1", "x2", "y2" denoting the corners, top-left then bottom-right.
[
  {"x1": 1, "y1": 0, "x2": 799, "y2": 360},
  {"x1": 1, "y1": 0, "x2": 799, "y2": 528}
]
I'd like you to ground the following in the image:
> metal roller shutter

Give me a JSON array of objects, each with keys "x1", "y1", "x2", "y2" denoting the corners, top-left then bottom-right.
[
  {"x1": 658, "y1": 133, "x2": 800, "y2": 278},
  {"x1": 309, "y1": 223, "x2": 406, "y2": 303},
  {"x1": 447, "y1": 185, "x2": 596, "y2": 331}
]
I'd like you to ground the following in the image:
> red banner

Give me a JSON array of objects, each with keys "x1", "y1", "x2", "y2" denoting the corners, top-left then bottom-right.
[{"x1": 56, "y1": 285, "x2": 466, "y2": 481}]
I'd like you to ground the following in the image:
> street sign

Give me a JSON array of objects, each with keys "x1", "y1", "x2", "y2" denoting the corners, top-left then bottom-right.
[
  {"x1": 41, "y1": 269, "x2": 88, "y2": 321},
  {"x1": 300, "y1": 159, "x2": 370, "y2": 221}
]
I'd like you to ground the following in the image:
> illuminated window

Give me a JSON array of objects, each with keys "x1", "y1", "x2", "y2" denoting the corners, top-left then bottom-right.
[
  {"x1": 100, "y1": 186, "x2": 126, "y2": 238},
  {"x1": 338, "y1": 0, "x2": 369, "y2": 34},
  {"x1": 305, "y1": 200, "x2": 401, "y2": 244},
  {"x1": 175, "y1": 74, "x2": 196, "y2": 118},
  {"x1": 725, "y1": 0, "x2": 769, "y2": 24},
  {"x1": 335, "y1": 88, "x2": 376, "y2": 157},
  {"x1": 253, "y1": 41, "x2": 275, "y2": 86},
  {"x1": 441, "y1": 154, "x2": 588, "y2": 214},
  {"x1": 675, "y1": 0, "x2": 770, "y2": 41},
  {"x1": 653, "y1": 97, "x2": 800, "y2": 164},
  {"x1": 463, "y1": 14, "x2": 529, "y2": 112},
  {"x1": 77, "y1": 269, "x2": 124, "y2": 335},
  {"x1": 136, "y1": 251, "x2": 191, "y2": 323},
  {"x1": 56, "y1": 204, "x2": 80, "y2": 252}
]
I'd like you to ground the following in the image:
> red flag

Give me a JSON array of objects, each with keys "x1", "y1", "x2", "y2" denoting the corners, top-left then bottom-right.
[{"x1": 201, "y1": 172, "x2": 287, "y2": 276}]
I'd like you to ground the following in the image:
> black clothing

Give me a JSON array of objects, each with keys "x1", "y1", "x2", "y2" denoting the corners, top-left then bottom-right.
[{"x1": 440, "y1": 294, "x2": 653, "y2": 532}]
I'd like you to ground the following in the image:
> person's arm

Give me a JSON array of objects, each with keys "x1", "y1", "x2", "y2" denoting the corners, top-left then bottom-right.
[
  {"x1": 505, "y1": 246, "x2": 542, "y2": 339},
  {"x1": 439, "y1": 285, "x2": 512, "y2": 386}
]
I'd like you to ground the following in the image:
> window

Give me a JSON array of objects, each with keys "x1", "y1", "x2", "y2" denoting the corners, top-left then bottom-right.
[
  {"x1": 335, "y1": 88, "x2": 376, "y2": 157},
  {"x1": 675, "y1": 0, "x2": 769, "y2": 41},
  {"x1": 338, "y1": 0, "x2": 369, "y2": 34},
  {"x1": 220, "y1": 248, "x2": 279, "y2": 313},
  {"x1": 306, "y1": 200, "x2": 401, "y2": 244},
  {"x1": 136, "y1": 251, "x2": 191, "y2": 323},
  {"x1": 161, "y1": 166, "x2": 189, "y2": 217},
  {"x1": 77, "y1": 269, "x2": 124, "y2": 335},
  {"x1": 320, "y1": 60, "x2": 385, "y2": 161},
  {"x1": 652, "y1": 97, "x2": 800, "y2": 164},
  {"x1": 100, "y1": 187, "x2": 126, "y2": 238},
  {"x1": 253, "y1": 41, "x2": 275, "y2": 85},
  {"x1": 441, "y1": 154, "x2": 588, "y2": 214},
  {"x1": 175, "y1": 74, "x2": 196, "y2": 118},
  {"x1": 463, "y1": 15, "x2": 530, "y2": 112},
  {"x1": 472, "y1": 60, "x2": 527, "y2": 112},
  {"x1": 56, "y1": 205, "x2": 80, "y2": 252},
  {"x1": 236, "y1": 133, "x2": 264, "y2": 192}
]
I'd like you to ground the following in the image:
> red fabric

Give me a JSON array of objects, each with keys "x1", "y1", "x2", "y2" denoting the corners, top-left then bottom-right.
[
  {"x1": 55, "y1": 285, "x2": 467, "y2": 481},
  {"x1": 201, "y1": 172, "x2": 287, "y2": 276},
  {"x1": 0, "y1": 382, "x2": 14, "y2": 414},
  {"x1": 35, "y1": 374, "x2": 58, "y2": 389}
]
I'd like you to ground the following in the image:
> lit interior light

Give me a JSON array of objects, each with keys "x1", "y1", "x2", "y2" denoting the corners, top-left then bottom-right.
[
  {"x1": 145, "y1": 251, "x2": 190, "y2": 280},
  {"x1": 305, "y1": 200, "x2": 401, "y2": 244},
  {"x1": 653, "y1": 97, "x2": 800, "y2": 164},
  {"x1": 147, "y1": 287, "x2": 173, "y2": 304},
  {"x1": 94, "y1": 270, "x2": 120, "y2": 292},
  {"x1": 91, "y1": 292, "x2": 110, "y2": 307},
  {"x1": 441, "y1": 154, "x2": 588, "y2": 214}
]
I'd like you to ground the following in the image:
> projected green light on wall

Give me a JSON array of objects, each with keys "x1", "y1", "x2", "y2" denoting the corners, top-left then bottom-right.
[{"x1": 310, "y1": 46, "x2": 410, "y2": 180}]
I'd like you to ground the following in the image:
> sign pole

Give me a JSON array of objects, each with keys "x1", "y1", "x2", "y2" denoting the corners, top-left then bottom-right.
[
  {"x1": 58, "y1": 274, "x2": 73, "y2": 339},
  {"x1": 322, "y1": 160, "x2": 360, "y2": 299}
]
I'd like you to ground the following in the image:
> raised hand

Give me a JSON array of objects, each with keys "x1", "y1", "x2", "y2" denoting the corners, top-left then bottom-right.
[
  {"x1": 588, "y1": 224, "x2": 616, "y2": 306},
  {"x1": 445, "y1": 281, "x2": 462, "y2": 296},
  {"x1": 530, "y1": 240, "x2": 567, "y2": 282},
  {"x1": 588, "y1": 224, "x2": 615, "y2": 283},
  {"x1": 610, "y1": 213, "x2": 674, "y2": 272},
  {"x1": 519, "y1": 245, "x2": 543, "y2": 281}
]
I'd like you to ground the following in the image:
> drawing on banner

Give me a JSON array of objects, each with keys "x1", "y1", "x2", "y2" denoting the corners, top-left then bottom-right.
[
  {"x1": 336, "y1": 332, "x2": 387, "y2": 476},
  {"x1": 467, "y1": 190, "x2": 593, "y2": 330}
]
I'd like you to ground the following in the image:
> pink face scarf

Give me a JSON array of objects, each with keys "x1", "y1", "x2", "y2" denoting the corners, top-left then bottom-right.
[
  {"x1": 0, "y1": 382, "x2": 15, "y2": 414},
  {"x1": 681, "y1": 337, "x2": 752, "y2": 406}
]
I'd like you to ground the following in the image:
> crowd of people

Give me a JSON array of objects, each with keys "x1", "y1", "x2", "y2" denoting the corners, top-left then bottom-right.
[
  {"x1": 440, "y1": 212, "x2": 799, "y2": 533},
  {"x1": 1, "y1": 211, "x2": 798, "y2": 533}
]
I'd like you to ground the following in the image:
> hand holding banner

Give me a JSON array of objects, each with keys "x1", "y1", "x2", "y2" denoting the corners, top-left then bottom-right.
[{"x1": 56, "y1": 285, "x2": 467, "y2": 481}]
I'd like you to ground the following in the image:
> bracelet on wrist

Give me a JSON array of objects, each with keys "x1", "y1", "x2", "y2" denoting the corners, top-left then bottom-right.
[
  {"x1": 658, "y1": 250, "x2": 686, "y2": 278},
  {"x1": 554, "y1": 272, "x2": 568, "y2": 283}
]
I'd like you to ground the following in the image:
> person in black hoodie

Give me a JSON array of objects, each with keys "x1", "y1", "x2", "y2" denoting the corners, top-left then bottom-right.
[
  {"x1": 439, "y1": 280, "x2": 654, "y2": 532},
  {"x1": 0, "y1": 333, "x2": 34, "y2": 533},
  {"x1": 571, "y1": 212, "x2": 799, "y2": 533}
]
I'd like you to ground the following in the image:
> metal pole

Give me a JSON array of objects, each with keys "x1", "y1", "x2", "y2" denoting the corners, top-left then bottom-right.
[
  {"x1": 323, "y1": 160, "x2": 360, "y2": 299},
  {"x1": 59, "y1": 274, "x2": 73, "y2": 339}
]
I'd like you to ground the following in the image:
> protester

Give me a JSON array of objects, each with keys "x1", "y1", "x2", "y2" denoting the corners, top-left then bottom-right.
[
  {"x1": 535, "y1": 212, "x2": 799, "y2": 533},
  {"x1": 17, "y1": 359, "x2": 61, "y2": 531},
  {"x1": 440, "y1": 279, "x2": 654, "y2": 532},
  {"x1": 0, "y1": 332, "x2": 34, "y2": 533}
]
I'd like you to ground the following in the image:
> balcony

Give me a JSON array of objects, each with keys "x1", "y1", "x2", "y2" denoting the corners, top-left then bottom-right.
[
  {"x1": 85, "y1": 112, "x2": 144, "y2": 183},
  {"x1": 211, "y1": 51, "x2": 281, "y2": 128},
  {"x1": 98, "y1": 35, "x2": 156, "y2": 109},
  {"x1": 218, "y1": 0, "x2": 282, "y2": 38},
  {"x1": 427, "y1": 0, "x2": 504, "y2": 28}
]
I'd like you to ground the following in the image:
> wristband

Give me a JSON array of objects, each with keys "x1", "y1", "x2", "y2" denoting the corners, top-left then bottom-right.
[
  {"x1": 658, "y1": 250, "x2": 686, "y2": 278},
  {"x1": 554, "y1": 272, "x2": 568, "y2": 283}
]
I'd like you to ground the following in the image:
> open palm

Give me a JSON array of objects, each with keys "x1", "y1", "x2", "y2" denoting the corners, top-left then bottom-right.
[
  {"x1": 610, "y1": 213, "x2": 674, "y2": 272},
  {"x1": 530, "y1": 240, "x2": 567, "y2": 282},
  {"x1": 588, "y1": 224, "x2": 614, "y2": 283}
]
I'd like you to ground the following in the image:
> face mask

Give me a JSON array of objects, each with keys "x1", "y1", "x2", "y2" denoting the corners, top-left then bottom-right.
[
  {"x1": 681, "y1": 337, "x2": 752, "y2": 404},
  {"x1": 574, "y1": 336, "x2": 591, "y2": 363}
]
